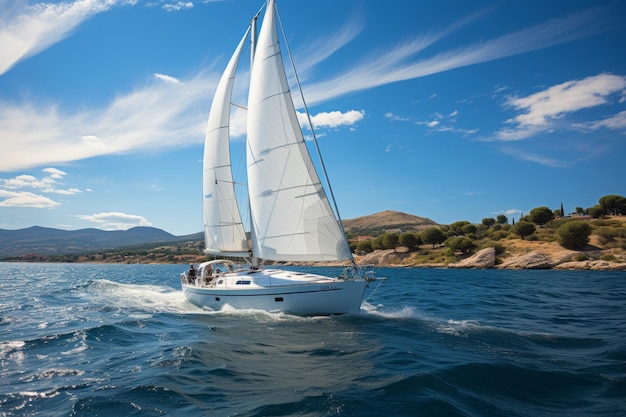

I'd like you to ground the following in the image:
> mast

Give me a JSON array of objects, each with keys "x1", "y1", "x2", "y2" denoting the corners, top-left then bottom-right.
[
  {"x1": 248, "y1": 6, "x2": 261, "y2": 268},
  {"x1": 250, "y1": 12, "x2": 258, "y2": 70}
]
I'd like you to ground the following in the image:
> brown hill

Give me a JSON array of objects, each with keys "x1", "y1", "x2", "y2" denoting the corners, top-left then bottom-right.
[{"x1": 343, "y1": 210, "x2": 438, "y2": 236}]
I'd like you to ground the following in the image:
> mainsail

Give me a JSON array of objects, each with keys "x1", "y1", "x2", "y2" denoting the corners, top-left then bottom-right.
[
  {"x1": 202, "y1": 29, "x2": 250, "y2": 257},
  {"x1": 245, "y1": 0, "x2": 352, "y2": 262}
]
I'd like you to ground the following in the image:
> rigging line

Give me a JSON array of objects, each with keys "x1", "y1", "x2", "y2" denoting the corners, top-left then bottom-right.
[
  {"x1": 274, "y1": 2, "x2": 355, "y2": 264},
  {"x1": 364, "y1": 279, "x2": 385, "y2": 302}
]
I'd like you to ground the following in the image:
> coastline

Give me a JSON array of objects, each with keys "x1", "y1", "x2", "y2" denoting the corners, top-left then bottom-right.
[{"x1": 3, "y1": 235, "x2": 625, "y2": 271}]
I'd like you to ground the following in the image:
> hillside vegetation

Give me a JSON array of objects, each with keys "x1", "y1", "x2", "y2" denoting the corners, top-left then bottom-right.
[
  {"x1": 349, "y1": 194, "x2": 626, "y2": 268},
  {"x1": 343, "y1": 210, "x2": 438, "y2": 237},
  {"x1": 3, "y1": 195, "x2": 625, "y2": 269}
]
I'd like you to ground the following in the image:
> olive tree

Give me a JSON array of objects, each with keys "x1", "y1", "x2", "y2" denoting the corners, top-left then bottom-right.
[
  {"x1": 355, "y1": 240, "x2": 373, "y2": 254},
  {"x1": 462, "y1": 224, "x2": 477, "y2": 235},
  {"x1": 421, "y1": 227, "x2": 447, "y2": 248},
  {"x1": 599, "y1": 194, "x2": 626, "y2": 215},
  {"x1": 382, "y1": 233, "x2": 400, "y2": 251},
  {"x1": 399, "y1": 232, "x2": 420, "y2": 250},
  {"x1": 511, "y1": 221, "x2": 536, "y2": 240},
  {"x1": 482, "y1": 218, "x2": 496, "y2": 227},
  {"x1": 448, "y1": 221, "x2": 470, "y2": 236},
  {"x1": 371, "y1": 235, "x2": 385, "y2": 250},
  {"x1": 587, "y1": 205, "x2": 604, "y2": 218},
  {"x1": 529, "y1": 206, "x2": 554, "y2": 227}
]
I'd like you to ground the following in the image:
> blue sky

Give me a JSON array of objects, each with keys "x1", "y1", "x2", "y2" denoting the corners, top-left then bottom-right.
[{"x1": 1, "y1": 0, "x2": 625, "y2": 236}]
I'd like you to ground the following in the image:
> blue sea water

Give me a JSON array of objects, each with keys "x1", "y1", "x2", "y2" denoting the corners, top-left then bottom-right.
[{"x1": 1, "y1": 263, "x2": 624, "y2": 417}]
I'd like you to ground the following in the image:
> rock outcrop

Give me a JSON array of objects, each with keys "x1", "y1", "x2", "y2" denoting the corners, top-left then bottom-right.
[
  {"x1": 449, "y1": 247, "x2": 496, "y2": 268},
  {"x1": 554, "y1": 260, "x2": 626, "y2": 271},
  {"x1": 496, "y1": 251, "x2": 554, "y2": 269}
]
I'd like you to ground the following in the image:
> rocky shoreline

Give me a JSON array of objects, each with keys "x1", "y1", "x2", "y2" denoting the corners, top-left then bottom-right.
[
  {"x1": 451, "y1": 247, "x2": 626, "y2": 270},
  {"x1": 351, "y1": 239, "x2": 626, "y2": 271}
]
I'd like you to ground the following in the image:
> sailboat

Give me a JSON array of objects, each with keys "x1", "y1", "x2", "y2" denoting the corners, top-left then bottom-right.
[{"x1": 180, "y1": 0, "x2": 381, "y2": 315}]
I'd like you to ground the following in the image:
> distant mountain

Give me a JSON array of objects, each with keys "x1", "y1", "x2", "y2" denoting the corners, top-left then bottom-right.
[
  {"x1": 343, "y1": 210, "x2": 438, "y2": 236},
  {"x1": 0, "y1": 226, "x2": 202, "y2": 258},
  {"x1": 0, "y1": 211, "x2": 437, "y2": 259}
]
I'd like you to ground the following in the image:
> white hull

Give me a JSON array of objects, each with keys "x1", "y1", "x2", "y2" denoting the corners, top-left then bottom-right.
[{"x1": 181, "y1": 266, "x2": 368, "y2": 315}]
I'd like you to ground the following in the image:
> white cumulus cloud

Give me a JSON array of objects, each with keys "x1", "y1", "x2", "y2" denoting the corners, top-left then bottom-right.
[
  {"x1": 76, "y1": 211, "x2": 152, "y2": 230},
  {"x1": 0, "y1": 167, "x2": 81, "y2": 207},
  {"x1": 162, "y1": 1, "x2": 193, "y2": 12},
  {"x1": 299, "y1": 110, "x2": 365, "y2": 129},
  {"x1": 0, "y1": 190, "x2": 61, "y2": 208}
]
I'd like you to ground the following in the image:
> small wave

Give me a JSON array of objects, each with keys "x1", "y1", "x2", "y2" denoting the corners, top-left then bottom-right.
[
  {"x1": 83, "y1": 279, "x2": 200, "y2": 315},
  {"x1": 17, "y1": 390, "x2": 61, "y2": 399},
  {"x1": 361, "y1": 302, "x2": 424, "y2": 319},
  {"x1": 359, "y1": 302, "x2": 592, "y2": 346},
  {"x1": 436, "y1": 318, "x2": 486, "y2": 336},
  {"x1": 22, "y1": 368, "x2": 85, "y2": 382},
  {"x1": 360, "y1": 303, "x2": 497, "y2": 337},
  {"x1": 0, "y1": 340, "x2": 26, "y2": 362},
  {"x1": 202, "y1": 304, "x2": 330, "y2": 323},
  {"x1": 0, "y1": 340, "x2": 25, "y2": 351},
  {"x1": 61, "y1": 330, "x2": 88, "y2": 356}
]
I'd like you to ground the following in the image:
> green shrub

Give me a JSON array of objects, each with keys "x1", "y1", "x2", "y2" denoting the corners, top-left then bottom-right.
[
  {"x1": 594, "y1": 227, "x2": 619, "y2": 241},
  {"x1": 557, "y1": 220, "x2": 592, "y2": 249},
  {"x1": 445, "y1": 236, "x2": 474, "y2": 253},
  {"x1": 479, "y1": 241, "x2": 505, "y2": 255},
  {"x1": 489, "y1": 230, "x2": 509, "y2": 241},
  {"x1": 443, "y1": 248, "x2": 455, "y2": 257},
  {"x1": 574, "y1": 253, "x2": 588, "y2": 261},
  {"x1": 601, "y1": 253, "x2": 617, "y2": 262}
]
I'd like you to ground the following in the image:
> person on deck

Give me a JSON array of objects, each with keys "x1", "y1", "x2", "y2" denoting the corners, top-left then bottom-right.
[{"x1": 188, "y1": 264, "x2": 196, "y2": 283}]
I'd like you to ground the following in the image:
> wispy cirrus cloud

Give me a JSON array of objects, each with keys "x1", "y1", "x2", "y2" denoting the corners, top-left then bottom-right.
[
  {"x1": 496, "y1": 73, "x2": 626, "y2": 141},
  {"x1": 0, "y1": 72, "x2": 216, "y2": 171},
  {"x1": 499, "y1": 147, "x2": 569, "y2": 168},
  {"x1": 573, "y1": 110, "x2": 626, "y2": 132},
  {"x1": 0, "y1": 2, "x2": 621, "y2": 173},
  {"x1": 303, "y1": 4, "x2": 620, "y2": 105},
  {"x1": 292, "y1": 13, "x2": 365, "y2": 78},
  {"x1": 0, "y1": 0, "x2": 137, "y2": 76}
]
